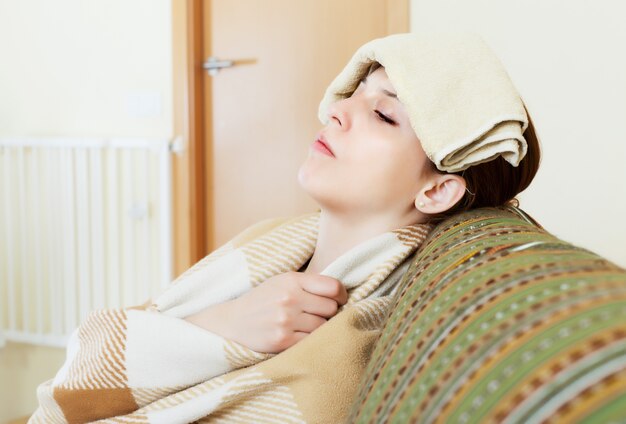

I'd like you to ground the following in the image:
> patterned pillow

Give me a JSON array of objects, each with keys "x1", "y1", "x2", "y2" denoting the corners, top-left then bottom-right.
[{"x1": 349, "y1": 206, "x2": 626, "y2": 423}]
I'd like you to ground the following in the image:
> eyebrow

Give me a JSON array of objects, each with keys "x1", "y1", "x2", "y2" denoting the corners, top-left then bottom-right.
[
  {"x1": 382, "y1": 89, "x2": 398, "y2": 99},
  {"x1": 360, "y1": 75, "x2": 398, "y2": 100}
]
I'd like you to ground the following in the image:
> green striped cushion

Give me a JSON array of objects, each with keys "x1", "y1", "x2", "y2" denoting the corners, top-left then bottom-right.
[{"x1": 350, "y1": 206, "x2": 626, "y2": 423}]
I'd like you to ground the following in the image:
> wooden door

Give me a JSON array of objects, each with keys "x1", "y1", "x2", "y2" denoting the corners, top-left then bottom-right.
[{"x1": 174, "y1": 0, "x2": 408, "y2": 272}]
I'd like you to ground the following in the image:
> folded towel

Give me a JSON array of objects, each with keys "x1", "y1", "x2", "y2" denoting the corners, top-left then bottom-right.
[{"x1": 319, "y1": 32, "x2": 529, "y2": 172}]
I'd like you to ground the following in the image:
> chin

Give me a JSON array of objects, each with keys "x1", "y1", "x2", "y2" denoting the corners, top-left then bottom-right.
[
  {"x1": 296, "y1": 162, "x2": 310, "y2": 190},
  {"x1": 298, "y1": 165, "x2": 319, "y2": 202},
  {"x1": 297, "y1": 160, "x2": 354, "y2": 210},
  {"x1": 297, "y1": 169, "x2": 328, "y2": 207},
  {"x1": 297, "y1": 159, "x2": 322, "y2": 190}
]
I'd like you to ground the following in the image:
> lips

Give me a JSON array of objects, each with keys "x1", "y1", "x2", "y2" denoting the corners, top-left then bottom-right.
[{"x1": 313, "y1": 134, "x2": 335, "y2": 157}]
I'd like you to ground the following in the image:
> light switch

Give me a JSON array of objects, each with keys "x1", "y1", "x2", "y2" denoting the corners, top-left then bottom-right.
[{"x1": 125, "y1": 91, "x2": 162, "y2": 118}]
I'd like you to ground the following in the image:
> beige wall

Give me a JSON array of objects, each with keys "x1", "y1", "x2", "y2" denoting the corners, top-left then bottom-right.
[
  {"x1": 410, "y1": 0, "x2": 626, "y2": 267},
  {"x1": 0, "y1": 1, "x2": 173, "y2": 421}
]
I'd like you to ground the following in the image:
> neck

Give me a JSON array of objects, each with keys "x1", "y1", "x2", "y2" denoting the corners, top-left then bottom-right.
[{"x1": 303, "y1": 208, "x2": 423, "y2": 274}]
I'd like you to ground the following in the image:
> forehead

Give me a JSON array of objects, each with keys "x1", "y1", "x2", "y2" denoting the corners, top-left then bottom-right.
[
  {"x1": 365, "y1": 66, "x2": 391, "y2": 84},
  {"x1": 359, "y1": 67, "x2": 400, "y2": 102},
  {"x1": 361, "y1": 67, "x2": 398, "y2": 96}
]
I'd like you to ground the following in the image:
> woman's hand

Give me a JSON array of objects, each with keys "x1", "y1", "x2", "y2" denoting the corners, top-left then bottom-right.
[{"x1": 184, "y1": 272, "x2": 348, "y2": 353}]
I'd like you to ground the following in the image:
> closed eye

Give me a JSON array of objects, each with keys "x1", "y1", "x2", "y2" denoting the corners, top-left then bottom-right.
[{"x1": 375, "y1": 110, "x2": 396, "y2": 125}]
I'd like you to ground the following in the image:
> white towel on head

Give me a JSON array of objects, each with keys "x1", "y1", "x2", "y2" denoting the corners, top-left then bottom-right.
[{"x1": 318, "y1": 32, "x2": 529, "y2": 173}]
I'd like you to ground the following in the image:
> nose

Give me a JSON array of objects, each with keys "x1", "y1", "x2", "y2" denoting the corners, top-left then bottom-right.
[{"x1": 326, "y1": 97, "x2": 352, "y2": 130}]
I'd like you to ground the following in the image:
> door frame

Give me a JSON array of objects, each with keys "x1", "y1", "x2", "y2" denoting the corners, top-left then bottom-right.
[
  {"x1": 171, "y1": 0, "x2": 208, "y2": 276},
  {"x1": 171, "y1": 0, "x2": 409, "y2": 275}
]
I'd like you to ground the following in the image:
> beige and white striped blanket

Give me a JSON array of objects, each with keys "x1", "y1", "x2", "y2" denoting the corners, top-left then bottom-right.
[{"x1": 30, "y1": 212, "x2": 431, "y2": 423}]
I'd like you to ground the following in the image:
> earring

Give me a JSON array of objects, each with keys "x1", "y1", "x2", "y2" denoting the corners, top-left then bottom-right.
[{"x1": 418, "y1": 201, "x2": 425, "y2": 208}]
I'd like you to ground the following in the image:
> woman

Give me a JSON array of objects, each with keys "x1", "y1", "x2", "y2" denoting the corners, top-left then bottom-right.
[{"x1": 31, "y1": 33, "x2": 540, "y2": 423}]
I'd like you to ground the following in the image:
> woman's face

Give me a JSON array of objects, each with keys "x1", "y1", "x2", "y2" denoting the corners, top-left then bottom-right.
[{"x1": 298, "y1": 67, "x2": 435, "y2": 217}]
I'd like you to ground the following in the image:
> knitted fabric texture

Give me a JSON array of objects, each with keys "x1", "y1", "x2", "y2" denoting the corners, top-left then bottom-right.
[
  {"x1": 350, "y1": 206, "x2": 626, "y2": 423},
  {"x1": 30, "y1": 212, "x2": 432, "y2": 423},
  {"x1": 319, "y1": 33, "x2": 529, "y2": 172}
]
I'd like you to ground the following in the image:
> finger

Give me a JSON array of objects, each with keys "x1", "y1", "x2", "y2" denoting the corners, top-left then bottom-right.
[
  {"x1": 275, "y1": 331, "x2": 309, "y2": 353},
  {"x1": 293, "y1": 312, "x2": 327, "y2": 333},
  {"x1": 299, "y1": 290, "x2": 340, "y2": 318},
  {"x1": 289, "y1": 331, "x2": 309, "y2": 347},
  {"x1": 298, "y1": 274, "x2": 348, "y2": 305}
]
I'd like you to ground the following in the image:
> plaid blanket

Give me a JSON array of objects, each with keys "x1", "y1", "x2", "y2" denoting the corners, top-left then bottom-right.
[{"x1": 31, "y1": 212, "x2": 431, "y2": 423}]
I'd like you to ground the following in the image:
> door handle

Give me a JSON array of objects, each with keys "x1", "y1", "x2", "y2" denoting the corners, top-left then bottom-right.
[
  {"x1": 202, "y1": 57, "x2": 257, "y2": 76},
  {"x1": 202, "y1": 57, "x2": 234, "y2": 76}
]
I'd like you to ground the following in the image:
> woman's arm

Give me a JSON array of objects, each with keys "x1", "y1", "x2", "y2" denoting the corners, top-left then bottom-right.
[
  {"x1": 185, "y1": 272, "x2": 348, "y2": 353},
  {"x1": 31, "y1": 272, "x2": 346, "y2": 422}
]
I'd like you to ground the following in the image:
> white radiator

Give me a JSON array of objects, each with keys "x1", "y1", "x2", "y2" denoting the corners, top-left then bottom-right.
[{"x1": 0, "y1": 137, "x2": 174, "y2": 348}]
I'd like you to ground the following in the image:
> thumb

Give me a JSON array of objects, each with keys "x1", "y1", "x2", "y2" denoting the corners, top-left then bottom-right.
[{"x1": 298, "y1": 274, "x2": 348, "y2": 305}]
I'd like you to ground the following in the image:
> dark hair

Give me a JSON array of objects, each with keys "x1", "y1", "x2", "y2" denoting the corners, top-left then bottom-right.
[{"x1": 429, "y1": 104, "x2": 541, "y2": 223}]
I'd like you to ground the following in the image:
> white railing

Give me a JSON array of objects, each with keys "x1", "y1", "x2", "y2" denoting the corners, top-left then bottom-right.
[{"x1": 0, "y1": 137, "x2": 175, "y2": 347}]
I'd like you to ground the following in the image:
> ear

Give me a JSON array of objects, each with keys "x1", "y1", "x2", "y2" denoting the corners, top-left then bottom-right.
[{"x1": 415, "y1": 174, "x2": 467, "y2": 214}]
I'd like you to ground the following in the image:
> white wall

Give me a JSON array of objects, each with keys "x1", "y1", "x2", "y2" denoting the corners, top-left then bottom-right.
[
  {"x1": 410, "y1": 0, "x2": 626, "y2": 267},
  {"x1": 0, "y1": 1, "x2": 173, "y2": 420},
  {"x1": 0, "y1": 0, "x2": 173, "y2": 137}
]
